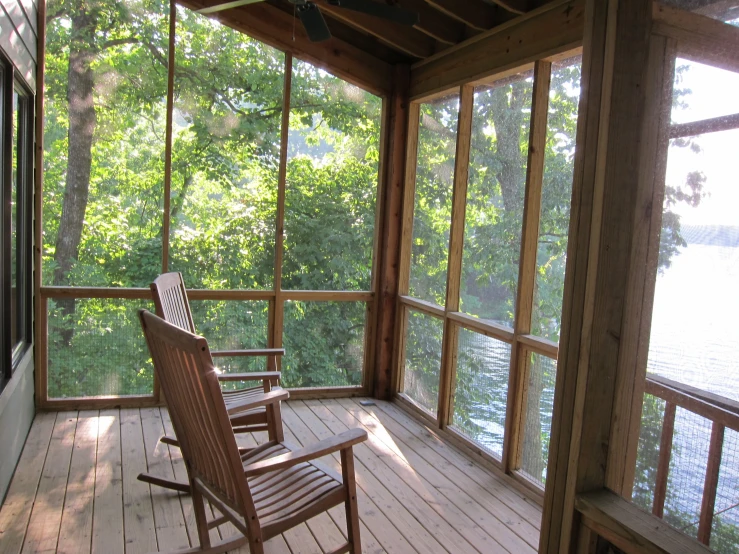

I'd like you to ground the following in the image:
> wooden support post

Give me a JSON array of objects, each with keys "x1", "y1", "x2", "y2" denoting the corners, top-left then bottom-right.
[
  {"x1": 373, "y1": 64, "x2": 410, "y2": 400},
  {"x1": 503, "y1": 59, "x2": 551, "y2": 473},
  {"x1": 162, "y1": 0, "x2": 176, "y2": 276},
  {"x1": 437, "y1": 84, "x2": 474, "y2": 427},
  {"x1": 34, "y1": 0, "x2": 47, "y2": 408},
  {"x1": 391, "y1": 102, "x2": 421, "y2": 396},
  {"x1": 539, "y1": 0, "x2": 669, "y2": 551},
  {"x1": 652, "y1": 401, "x2": 676, "y2": 518},
  {"x1": 697, "y1": 422, "x2": 724, "y2": 545},
  {"x1": 271, "y1": 54, "x2": 292, "y2": 364}
]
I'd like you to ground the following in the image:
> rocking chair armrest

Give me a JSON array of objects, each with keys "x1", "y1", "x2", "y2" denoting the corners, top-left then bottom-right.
[
  {"x1": 244, "y1": 428, "x2": 368, "y2": 477},
  {"x1": 211, "y1": 348, "x2": 285, "y2": 358},
  {"x1": 216, "y1": 371, "x2": 281, "y2": 382},
  {"x1": 225, "y1": 389, "x2": 290, "y2": 415}
]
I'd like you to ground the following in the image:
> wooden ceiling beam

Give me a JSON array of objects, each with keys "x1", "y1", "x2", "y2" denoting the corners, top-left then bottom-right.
[
  {"x1": 423, "y1": 0, "x2": 499, "y2": 30},
  {"x1": 394, "y1": 0, "x2": 467, "y2": 44},
  {"x1": 176, "y1": 0, "x2": 394, "y2": 96},
  {"x1": 410, "y1": 0, "x2": 584, "y2": 99},
  {"x1": 487, "y1": 0, "x2": 528, "y2": 15},
  {"x1": 319, "y1": 2, "x2": 437, "y2": 58}
]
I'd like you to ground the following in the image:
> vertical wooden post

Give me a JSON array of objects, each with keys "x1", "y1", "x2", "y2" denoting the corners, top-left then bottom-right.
[
  {"x1": 154, "y1": 0, "x2": 177, "y2": 403},
  {"x1": 373, "y1": 64, "x2": 410, "y2": 400},
  {"x1": 161, "y1": 0, "x2": 176, "y2": 276},
  {"x1": 697, "y1": 422, "x2": 724, "y2": 545},
  {"x1": 607, "y1": 34, "x2": 676, "y2": 497},
  {"x1": 503, "y1": 59, "x2": 551, "y2": 473},
  {"x1": 539, "y1": 0, "x2": 662, "y2": 551},
  {"x1": 652, "y1": 401, "x2": 676, "y2": 518},
  {"x1": 437, "y1": 84, "x2": 473, "y2": 427},
  {"x1": 272, "y1": 54, "x2": 292, "y2": 364},
  {"x1": 391, "y1": 102, "x2": 420, "y2": 395},
  {"x1": 34, "y1": 0, "x2": 47, "y2": 408}
]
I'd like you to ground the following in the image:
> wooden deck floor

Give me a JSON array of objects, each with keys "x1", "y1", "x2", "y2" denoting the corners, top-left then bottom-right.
[{"x1": 0, "y1": 398, "x2": 541, "y2": 554}]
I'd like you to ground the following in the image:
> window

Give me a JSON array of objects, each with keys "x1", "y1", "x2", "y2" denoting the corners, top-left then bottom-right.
[
  {"x1": 1, "y1": 60, "x2": 33, "y2": 391},
  {"x1": 397, "y1": 55, "x2": 582, "y2": 489}
]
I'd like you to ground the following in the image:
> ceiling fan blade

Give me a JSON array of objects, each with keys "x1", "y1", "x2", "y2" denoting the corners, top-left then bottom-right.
[
  {"x1": 328, "y1": 0, "x2": 419, "y2": 25},
  {"x1": 196, "y1": 0, "x2": 264, "y2": 14},
  {"x1": 298, "y1": 3, "x2": 332, "y2": 42}
]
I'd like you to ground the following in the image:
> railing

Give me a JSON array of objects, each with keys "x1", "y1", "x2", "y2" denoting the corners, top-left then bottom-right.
[{"x1": 644, "y1": 373, "x2": 739, "y2": 545}]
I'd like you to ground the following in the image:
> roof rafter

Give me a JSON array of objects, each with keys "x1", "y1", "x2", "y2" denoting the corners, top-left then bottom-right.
[
  {"x1": 393, "y1": 0, "x2": 467, "y2": 44},
  {"x1": 319, "y1": 2, "x2": 438, "y2": 58},
  {"x1": 423, "y1": 0, "x2": 500, "y2": 30},
  {"x1": 487, "y1": 0, "x2": 529, "y2": 15}
]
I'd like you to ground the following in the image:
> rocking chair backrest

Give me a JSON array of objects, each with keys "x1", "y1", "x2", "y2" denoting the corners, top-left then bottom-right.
[
  {"x1": 138, "y1": 309, "x2": 258, "y2": 521},
  {"x1": 151, "y1": 272, "x2": 196, "y2": 333}
]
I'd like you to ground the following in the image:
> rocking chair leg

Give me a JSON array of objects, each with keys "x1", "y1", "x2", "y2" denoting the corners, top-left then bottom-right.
[
  {"x1": 138, "y1": 472, "x2": 190, "y2": 493},
  {"x1": 192, "y1": 486, "x2": 211, "y2": 550},
  {"x1": 340, "y1": 448, "x2": 362, "y2": 554}
]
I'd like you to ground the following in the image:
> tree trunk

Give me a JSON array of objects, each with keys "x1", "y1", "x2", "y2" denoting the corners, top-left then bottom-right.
[
  {"x1": 53, "y1": 9, "x2": 98, "y2": 345},
  {"x1": 487, "y1": 80, "x2": 546, "y2": 478}
]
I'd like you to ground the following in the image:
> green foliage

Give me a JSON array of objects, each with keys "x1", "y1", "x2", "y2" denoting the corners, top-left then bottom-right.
[{"x1": 43, "y1": 0, "x2": 379, "y2": 396}]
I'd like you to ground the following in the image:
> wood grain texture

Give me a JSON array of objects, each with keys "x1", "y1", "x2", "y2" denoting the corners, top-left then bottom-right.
[
  {"x1": 4, "y1": 399, "x2": 544, "y2": 554},
  {"x1": 539, "y1": 0, "x2": 660, "y2": 550},
  {"x1": 410, "y1": 0, "x2": 584, "y2": 99},
  {"x1": 373, "y1": 64, "x2": 410, "y2": 400},
  {"x1": 576, "y1": 489, "x2": 713, "y2": 554}
]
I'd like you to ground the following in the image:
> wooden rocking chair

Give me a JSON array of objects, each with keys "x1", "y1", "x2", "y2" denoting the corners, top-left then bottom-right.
[
  {"x1": 139, "y1": 309, "x2": 366, "y2": 554},
  {"x1": 138, "y1": 272, "x2": 287, "y2": 493}
]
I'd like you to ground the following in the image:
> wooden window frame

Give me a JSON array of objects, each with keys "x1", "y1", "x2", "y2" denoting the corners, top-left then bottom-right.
[
  {"x1": 34, "y1": 2, "x2": 389, "y2": 409},
  {"x1": 393, "y1": 46, "x2": 583, "y2": 499},
  {"x1": 1, "y1": 57, "x2": 34, "y2": 395}
]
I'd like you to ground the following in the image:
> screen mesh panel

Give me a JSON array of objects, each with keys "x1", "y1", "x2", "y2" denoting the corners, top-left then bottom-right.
[
  {"x1": 402, "y1": 310, "x2": 443, "y2": 415},
  {"x1": 520, "y1": 352, "x2": 557, "y2": 484},
  {"x1": 451, "y1": 328, "x2": 511, "y2": 459},
  {"x1": 282, "y1": 301, "x2": 366, "y2": 388},
  {"x1": 48, "y1": 298, "x2": 155, "y2": 398}
]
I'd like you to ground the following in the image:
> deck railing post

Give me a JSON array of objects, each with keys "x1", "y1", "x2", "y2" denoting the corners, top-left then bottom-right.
[
  {"x1": 697, "y1": 421, "x2": 725, "y2": 544},
  {"x1": 652, "y1": 400, "x2": 676, "y2": 518}
]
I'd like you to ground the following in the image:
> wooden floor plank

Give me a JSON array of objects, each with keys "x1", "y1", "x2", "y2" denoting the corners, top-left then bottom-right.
[
  {"x1": 276, "y1": 426, "x2": 373, "y2": 554},
  {"x1": 91, "y1": 409, "x2": 124, "y2": 554},
  {"x1": 139, "y1": 408, "x2": 189, "y2": 551},
  {"x1": 321, "y1": 399, "x2": 529, "y2": 553},
  {"x1": 337, "y1": 398, "x2": 539, "y2": 551},
  {"x1": 283, "y1": 403, "x2": 435, "y2": 554},
  {"x1": 368, "y1": 399, "x2": 543, "y2": 527},
  {"x1": 120, "y1": 409, "x2": 157, "y2": 554},
  {"x1": 159, "y1": 408, "x2": 221, "y2": 547},
  {"x1": 21, "y1": 411, "x2": 78, "y2": 554},
  {"x1": 0, "y1": 412, "x2": 57, "y2": 554},
  {"x1": 302, "y1": 400, "x2": 483, "y2": 554},
  {"x1": 57, "y1": 411, "x2": 99, "y2": 554},
  {"x1": 281, "y1": 407, "x2": 413, "y2": 554},
  {"x1": 277, "y1": 422, "x2": 385, "y2": 554},
  {"x1": 2, "y1": 399, "x2": 544, "y2": 554}
]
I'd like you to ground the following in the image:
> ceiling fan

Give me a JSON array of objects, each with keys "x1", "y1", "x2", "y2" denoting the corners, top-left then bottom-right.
[{"x1": 197, "y1": 0, "x2": 419, "y2": 43}]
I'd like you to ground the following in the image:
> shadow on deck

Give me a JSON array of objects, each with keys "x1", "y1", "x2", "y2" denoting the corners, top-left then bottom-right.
[{"x1": 0, "y1": 398, "x2": 541, "y2": 554}]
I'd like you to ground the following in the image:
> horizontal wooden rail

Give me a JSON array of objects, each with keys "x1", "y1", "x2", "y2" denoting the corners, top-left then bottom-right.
[
  {"x1": 644, "y1": 373, "x2": 739, "y2": 546},
  {"x1": 669, "y1": 112, "x2": 739, "y2": 139},
  {"x1": 653, "y1": 2, "x2": 739, "y2": 75},
  {"x1": 398, "y1": 295, "x2": 445, "y2": 318},
  {"x1": 645, "y1": 374, "x2": 739, "y2": 432},
  {"x1": 40, "y1": 286, "x2": 373, "y2": 302},
  {"x1": 518, "y1": 333, "x2": 558, "y2": 358},
  {"x1": 576, "y1": 489, "x2": 713, "y2": 554},
  {"x1": 446, "y1": 311, "x2": 515, "y2": 343}
]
